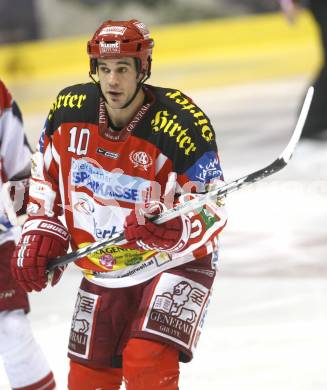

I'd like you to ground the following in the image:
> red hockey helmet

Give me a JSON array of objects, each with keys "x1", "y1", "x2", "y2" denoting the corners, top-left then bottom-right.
[{"x1": 87, "y1": 19, "x2": 154, "y2": 78}]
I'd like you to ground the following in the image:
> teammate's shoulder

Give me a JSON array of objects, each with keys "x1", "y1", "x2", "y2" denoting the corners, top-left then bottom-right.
[
  {"x1": 47, "y1": 82, "x2": 99, "y2": 122},
  {"x1": 0, "y1": 80, "x2": 23, "y2": 123},
  {"x1": 0, "y1": 80, "x2": 12, "y2": 114}
]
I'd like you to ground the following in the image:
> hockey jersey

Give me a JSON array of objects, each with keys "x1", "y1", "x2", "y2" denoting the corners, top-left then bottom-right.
[
  {"x1": 0, "y1": 81, "x2": 31, "y2": 245},
  {"x1": 30, "y1": 82, "x2": 226, "y2": 287}
]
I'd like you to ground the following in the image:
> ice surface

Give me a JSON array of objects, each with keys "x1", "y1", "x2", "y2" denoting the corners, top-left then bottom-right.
[{"x1": 1, "y1": 76, "x2": 326, "y2": 389}]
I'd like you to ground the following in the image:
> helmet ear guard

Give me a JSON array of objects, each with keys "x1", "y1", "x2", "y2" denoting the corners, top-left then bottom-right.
[{"x1": 90, "y1": 58, "x2": 98, "y2": 75}]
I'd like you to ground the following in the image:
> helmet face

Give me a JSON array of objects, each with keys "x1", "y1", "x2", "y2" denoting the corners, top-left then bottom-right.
[{"x1": 87, "y1": 19, "x2": 154, "y2": 78}]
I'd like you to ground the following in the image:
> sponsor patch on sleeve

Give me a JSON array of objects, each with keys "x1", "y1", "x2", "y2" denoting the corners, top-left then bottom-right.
[{"x1": 185, "y1": 151, "x2": 223, "y2": 185}]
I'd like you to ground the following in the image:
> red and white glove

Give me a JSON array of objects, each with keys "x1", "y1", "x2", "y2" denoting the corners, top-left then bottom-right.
[
  {"x1": 11, "y1": 217, "x2": 70, "y2": 292},
  {"x1": 124, "y1": 203, "x2": 191, "y2": 253}
]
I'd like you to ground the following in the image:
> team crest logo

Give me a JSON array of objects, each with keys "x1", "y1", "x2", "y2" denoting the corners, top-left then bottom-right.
[{"x1": 129, "y1": 151, "x2": 153, "y2": 171}]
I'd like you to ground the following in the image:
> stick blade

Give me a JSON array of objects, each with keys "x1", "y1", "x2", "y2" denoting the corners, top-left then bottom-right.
[{"x1": 280, "y1": 86, "x2": 314, "y2": 163}]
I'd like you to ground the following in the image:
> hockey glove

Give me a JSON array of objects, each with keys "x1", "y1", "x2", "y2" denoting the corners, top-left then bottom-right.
[
  {"x1": 11, "y1": 217, "x2": 70, "y2": 292},
  {"x1": 124, "y1": 203, "x2": 191, "y2": 253}
]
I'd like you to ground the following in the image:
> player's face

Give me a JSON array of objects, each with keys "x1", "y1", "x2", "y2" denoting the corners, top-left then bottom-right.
[{"x1": 97, "y1": 57, "x2": 141, "y2": 109}]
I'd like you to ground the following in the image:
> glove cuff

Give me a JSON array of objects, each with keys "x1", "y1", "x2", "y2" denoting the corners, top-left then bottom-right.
[{"x1": 22, "y1": 217, "x2": 70, "y2": 245}]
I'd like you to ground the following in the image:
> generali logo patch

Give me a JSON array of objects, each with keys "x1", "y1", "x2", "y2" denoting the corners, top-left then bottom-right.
[
  {"x1": 69, "y1": 291, "x2": 99, "y2": 359},
  {"x1": 142, "y1": 274, "x2": 209, "y2": 348}
]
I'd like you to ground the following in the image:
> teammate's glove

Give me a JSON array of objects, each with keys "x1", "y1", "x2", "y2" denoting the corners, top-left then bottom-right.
[
  {"x1": 11, "y1": 217, "x2": 70, "y2": 292},
  {"x1": 124, "y1": 203, "x2": 191, "y2": 253}
]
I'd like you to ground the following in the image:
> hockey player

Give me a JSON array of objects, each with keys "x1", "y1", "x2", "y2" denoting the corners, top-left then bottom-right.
[
  {"x1": 11, "y1": 20, "x2": 227, "y2": 389},
  {"x1": 0, "y1": 80, "x2": 56, "y2": 390}
]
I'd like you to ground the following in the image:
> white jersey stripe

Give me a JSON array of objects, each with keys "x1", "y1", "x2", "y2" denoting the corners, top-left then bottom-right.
[
  {"x1": 51, "y1": 142, "x2": 60, "y2": 165},
  {"x1": 155, "y1": 152, "x2": 168, "y2": 175},
  {"x1": 44, "y1": 143, "x2": 53, "y2": 172}
]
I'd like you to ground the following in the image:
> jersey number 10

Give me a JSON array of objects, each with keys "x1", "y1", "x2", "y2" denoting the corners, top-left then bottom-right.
[{"x1": 68, "y1": 127, "x2": 90, "y2": 156}]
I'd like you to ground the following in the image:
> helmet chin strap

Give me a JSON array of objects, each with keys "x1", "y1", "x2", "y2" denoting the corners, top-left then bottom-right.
[
  {"x1": 121, "y1": 73, "x2": 149, "y2": 109},
  {"x1": 88, "y1": 71, "x2": 149, "y2": 110}
]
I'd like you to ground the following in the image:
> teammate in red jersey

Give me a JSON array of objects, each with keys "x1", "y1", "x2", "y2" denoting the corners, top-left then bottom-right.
[
  {"x1": 11, "y1": 20, "x2": 227, "y2": 389},
  {"x1": 0, "y1": 80, "x2": 56, "y2": 390}
]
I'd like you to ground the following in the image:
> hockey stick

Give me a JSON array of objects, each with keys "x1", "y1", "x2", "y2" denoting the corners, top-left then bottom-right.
[{"x1": 48, "y1": 86, "x2": 313, "y2": 272}]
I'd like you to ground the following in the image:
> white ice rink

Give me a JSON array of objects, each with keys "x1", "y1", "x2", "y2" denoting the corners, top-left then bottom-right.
[{"x1": 1, "y1": 76, "x2": 327, "y2": 389}]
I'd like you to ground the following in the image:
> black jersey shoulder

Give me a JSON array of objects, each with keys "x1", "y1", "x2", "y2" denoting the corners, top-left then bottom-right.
[
  {"x1": 46, "y1": 82, "x2": 100, "y2": 136},
  {"x1": 135, "y1": 84, "x2": 218, "y2": 174}
]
